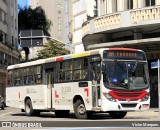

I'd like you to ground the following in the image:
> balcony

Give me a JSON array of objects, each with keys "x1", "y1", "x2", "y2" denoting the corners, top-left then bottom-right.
[{"x1": 82, "y1": 6, "x2": 160, "y2": 51}]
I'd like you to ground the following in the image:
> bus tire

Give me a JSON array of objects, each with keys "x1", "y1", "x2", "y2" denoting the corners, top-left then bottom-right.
[
  {"x1": 54, "y1": 110, "x2": 70, "y2": 117},
  {"x1": 73, "y1": 99, "x2": 90, "y2": 119},
  {"x1": 109, "y1": 111, "x2": 127, "y2": 119},
  {"x1": 34, "y1": 110, "x2": 40, "y2": 116},
  {"x1": 25, "y1": 99, "x2": 34, "y2": 116}
]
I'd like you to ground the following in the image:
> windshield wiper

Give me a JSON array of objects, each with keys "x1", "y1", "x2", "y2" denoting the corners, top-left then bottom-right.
[{"x1": 115, "y1": 82, "x2": 128, "y2": 89}]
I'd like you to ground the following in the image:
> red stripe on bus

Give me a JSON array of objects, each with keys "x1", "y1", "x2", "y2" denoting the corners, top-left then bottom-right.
[
  {"x1": 108, "y1": 48, "x2": 138, "y2": 51},
  {"x1": 84, "y1": 88, "x2": 89, "y2": 97},
  {"x1": 55, "y1": 90, "x2": 59, "y2": 98},
  {"x1": 56, "y1": 57, "x2": 64, "y2": 61}
]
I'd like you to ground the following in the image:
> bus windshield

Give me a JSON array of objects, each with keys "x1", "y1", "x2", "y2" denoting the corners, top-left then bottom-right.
[{"x1": 103, "y1": 60, "x2": 149, "y2": 91}]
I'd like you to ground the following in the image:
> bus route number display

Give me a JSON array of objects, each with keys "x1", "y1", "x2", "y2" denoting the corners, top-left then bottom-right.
[{"x1": 103, "y1": 50, "x2": 146, "y2": 60}]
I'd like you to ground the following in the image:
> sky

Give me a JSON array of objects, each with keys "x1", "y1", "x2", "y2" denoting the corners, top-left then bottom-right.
[{"x1": 18, "y1": 0, "x2": 30, "y2": 8}]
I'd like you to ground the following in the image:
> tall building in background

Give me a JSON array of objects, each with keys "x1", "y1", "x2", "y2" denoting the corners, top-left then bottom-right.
[
  {"x1": 30, "y1": 0, "x2": 66, "y2": 43},
  {"x1": 72, "y1": 0, "x2": 87, "y2": 53},
  {"x1": 65, "y1": 0, "x2": 74, "y2": 53},
  {"x1": 0, "y1": 0, "x2": 19, "y2": 97},
  {"x1": 72, "y1": 0, "x2": 95, "y2": 53}
]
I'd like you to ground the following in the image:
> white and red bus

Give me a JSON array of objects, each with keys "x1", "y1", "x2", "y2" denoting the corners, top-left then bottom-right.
[{"x1": 6, "y1": 48, "x2": 150, "y2": 119}]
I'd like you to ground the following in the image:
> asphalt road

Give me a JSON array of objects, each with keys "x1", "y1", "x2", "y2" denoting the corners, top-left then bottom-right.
[{"x1": 0, "y1": 107, "x2": 159, "y2": 129}]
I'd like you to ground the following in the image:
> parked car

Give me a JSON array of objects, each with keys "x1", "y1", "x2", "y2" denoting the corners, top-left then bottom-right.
[{"x1": 0, "y1": 95, "x2": 5, "y2": 109}]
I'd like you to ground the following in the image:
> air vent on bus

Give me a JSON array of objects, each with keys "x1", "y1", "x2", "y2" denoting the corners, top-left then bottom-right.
[{"x1": 121, "y1": 103, "x2": 137, "y2": 108}]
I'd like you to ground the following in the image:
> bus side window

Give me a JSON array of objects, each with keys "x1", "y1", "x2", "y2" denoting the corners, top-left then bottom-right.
[
  {"x1": 58, "y1": 61, "x2": 72, "y2": 82},
  {"x1": 73, "y1": 58, "x2": 88, "y2": 80},
  {"x1": 36, "y1": 66, "x2": 43, "y2": 84}
]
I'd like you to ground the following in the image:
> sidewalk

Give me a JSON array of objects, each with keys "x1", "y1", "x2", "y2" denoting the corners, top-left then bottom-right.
[{"x1": 127, "y1": 108, "x2": 160, "y2": 120}]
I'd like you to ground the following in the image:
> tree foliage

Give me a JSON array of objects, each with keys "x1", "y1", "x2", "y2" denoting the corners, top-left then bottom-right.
[
  {"x1": 18, "y1": 6, "x2": 52, "y2": 32},
  {"x1": 37, "y1": 40, "x2": 70, "y2": 59}
]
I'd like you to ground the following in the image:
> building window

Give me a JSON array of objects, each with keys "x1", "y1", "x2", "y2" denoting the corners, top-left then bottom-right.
[
  {"x1": 4, "y1": 33, "x2": 7, "y2": 44},
  {"x1": 145, "y1": 0, "x2": 155, "y2": 6},
  {"x1": 0, "y1": 9, "x2": 2, "y2": 20},
  {"x1": 2, "y1": 32, "x2": 5, "y2": 44},
  {"x1": 58, "y1": 30, "x2": 61, "y2": 36},
  {"x1": 12, "y1": 36, "x2": 14, "y2": 47},
  {"x1": 58, "y1": 4, "x2": 61, "y2": 8},
  {"x1": 0, "y1": 31, "x2": 6, "y2": 44},
  {"x1": 112, "y1": 0, "x2": 117, "y2": 13},
  {"x1": 58, "y1": 10, "x2": 61, "y2": 14},
  {"x1": 0, "y1": 31, "x2": 2, "y2": 42},
  {"x1": 15, "y1": 19, "x2": 17, "y2": 29},
  {"x1": 58, "y1": 4, "x2": 61, "y2": 14},
  {"x1": 125, "y1": 0, "x2": 133, "y2": 10},
  {"x1": 0, "y1": 9, "x2": 6, "y2": 23},
  {"x1": 58, "y1": 17, "x2": 61, "y2": 21},
  {"x1": 58, "y1": 23, "x2": 61, "y2": 30},
  {"x1": 12, "y1": 16, "x2": 14, "y2": 27},
  {"x1": 0, "y1": 52, "x2": 2, "y2": 64}
]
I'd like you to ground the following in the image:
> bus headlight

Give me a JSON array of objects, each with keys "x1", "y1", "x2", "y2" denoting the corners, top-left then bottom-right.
[
  {"x1": 141, "y1": 94, "x2": 149, "y2": 102},
  {"x1": 103, "y1": 93, "x2": 116, "y2": 102}
]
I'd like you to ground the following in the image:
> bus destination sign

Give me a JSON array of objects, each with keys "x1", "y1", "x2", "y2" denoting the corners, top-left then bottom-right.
[{"x1": 103, "y1": 50, "x2": 146, "y2": 60}]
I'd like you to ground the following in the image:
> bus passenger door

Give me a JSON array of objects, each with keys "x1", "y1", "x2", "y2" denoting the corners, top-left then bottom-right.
[
  {"x1": 90, "y1": 62, "x2": 101, "y2": 108},
  {"x1": 46, "y1": 69, "x2": 54, "y2": 109}
]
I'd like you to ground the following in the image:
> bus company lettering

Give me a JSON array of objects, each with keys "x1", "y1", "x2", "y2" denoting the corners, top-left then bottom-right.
[
  {"x1": 61, "y1": 87, "x2": 71, "y2": 95},
  {"x1": 26, "y1": 88, "x2": 37, "y2": 94}
]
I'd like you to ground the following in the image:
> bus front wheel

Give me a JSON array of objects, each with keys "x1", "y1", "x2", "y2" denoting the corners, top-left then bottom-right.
[
  {"x1": 73, "y1": 99, "x2": 92, "y2": 119},
  {"x1": 109, "y1": 111, "x2": 127, "y2": 119},
  {"x1": 25, "y1": 99, "x2": 34, "y2": 116}
]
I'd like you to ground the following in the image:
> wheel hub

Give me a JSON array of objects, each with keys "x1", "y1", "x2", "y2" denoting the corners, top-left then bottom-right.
[{"x1": 77, "y1": 104, "x2": 86, "y2": 115}]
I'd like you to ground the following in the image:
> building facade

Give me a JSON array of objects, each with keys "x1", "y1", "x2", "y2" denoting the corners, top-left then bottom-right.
[
  {"x1": 20, "y1": 29, "x2": 53, "y2": 60},
  {"x1": 72, "y1": 0, "x2": 87, "y2": 53},
  {"x1": 72, "y1": 0, "x2": 96, "y2": 53},
  {"x1": 82, "y1": 0, "x2": 160, "y2": 107},
  {"x1": 0, "y1": 0, "x2": 19, "y2": 97},
  {"x1": 30, "y1": 0, "x2": 66, "y2": 43}
]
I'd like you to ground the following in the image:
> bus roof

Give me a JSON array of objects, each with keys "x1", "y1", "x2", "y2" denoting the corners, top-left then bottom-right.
[{"x1": 7, "y1": 48, "x2": 144, "y2": 70}]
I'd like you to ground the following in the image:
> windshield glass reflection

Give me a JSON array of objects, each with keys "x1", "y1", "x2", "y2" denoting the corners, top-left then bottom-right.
[{"x1": 103, "y1": 61, "x2": 149, "y2": 90}]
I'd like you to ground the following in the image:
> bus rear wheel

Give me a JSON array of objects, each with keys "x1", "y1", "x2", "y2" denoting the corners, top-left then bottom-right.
[
  {"x1": 25, "y1": 99, "x2": 34, "y2": 116},
  {"x1": 73, "y1": 99, "x2": 92, "y2": 119},
  {"x1": 54, "y1": 110, "x2": 70, "y2": 117},
  {"x1": 109, "y1": 111, "x2": 127, "y2": 119}
]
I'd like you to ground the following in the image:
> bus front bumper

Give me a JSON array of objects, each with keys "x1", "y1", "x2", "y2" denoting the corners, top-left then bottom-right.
[{"x1": 101, "y1": 99, "x2": 150, "y2": 112}]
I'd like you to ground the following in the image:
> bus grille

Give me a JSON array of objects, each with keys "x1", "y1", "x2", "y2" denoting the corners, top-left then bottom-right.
[
  {"x1": 121, "y1": 103, "x2": 137, "y2": 108},
  {"x1": 108, "y1": 90, "x2": 148, "y2": 101}
]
